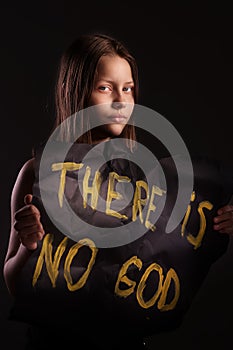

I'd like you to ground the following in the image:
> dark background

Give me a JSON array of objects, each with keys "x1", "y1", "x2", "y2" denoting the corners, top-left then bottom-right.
[{"x1": 0, "y1": 2, "x2": 233, "y2": 349}]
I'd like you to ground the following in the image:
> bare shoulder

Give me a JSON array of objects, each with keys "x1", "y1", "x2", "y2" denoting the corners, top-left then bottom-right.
[
  {"x1": 14, "y1": 157, "x2": 35, "y2": 190},
  {"x1": 11, "y1": 158, "x2": 36, "y2": 212},
  {"x1": 18, "y1": 157, "x2": 35, "y2": 177},
  {"x1": 4, "y1": 158, "x2": 37, "y2": 271}
]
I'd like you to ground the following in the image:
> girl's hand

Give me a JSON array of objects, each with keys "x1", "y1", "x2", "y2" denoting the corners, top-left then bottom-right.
[
  {"x1": 14, "y1": 194, "x2": 45, "y2": 251},
  {"x1": 213, "y1": 205, "x2": 233, "y2": 234}
]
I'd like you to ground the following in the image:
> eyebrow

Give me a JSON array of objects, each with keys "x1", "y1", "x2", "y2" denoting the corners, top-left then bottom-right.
[{"x1": 96, "y1": 79, "x2": 134, "y2": 84}]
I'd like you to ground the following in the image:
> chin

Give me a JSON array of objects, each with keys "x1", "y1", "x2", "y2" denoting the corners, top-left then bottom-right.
[{"x1": 106, "y1": 124, "x2": 126, "y2": 137}]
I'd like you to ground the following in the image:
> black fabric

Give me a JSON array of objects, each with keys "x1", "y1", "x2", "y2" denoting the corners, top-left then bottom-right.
[
  {"x1": 24, "y1": 325, "x2": 148, "y2": 350},
  {"x1": 10, "y1": 141, "x2": 232, "y2": 340}
]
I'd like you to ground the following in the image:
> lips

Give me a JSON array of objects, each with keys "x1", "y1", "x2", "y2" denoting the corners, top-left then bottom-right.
[{"x1": 108, "y1": 115, "x2": 127, "y2": 123}]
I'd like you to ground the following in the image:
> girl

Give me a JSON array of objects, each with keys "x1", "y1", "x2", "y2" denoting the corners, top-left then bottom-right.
[{"x1": 4, "y1": 33, "x2": 233, "y2": 350}]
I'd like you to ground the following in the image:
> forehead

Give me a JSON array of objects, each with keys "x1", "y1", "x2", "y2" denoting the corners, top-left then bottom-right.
[{"x1": 95, "y1": 54, "x2": 133, "y2": 79}]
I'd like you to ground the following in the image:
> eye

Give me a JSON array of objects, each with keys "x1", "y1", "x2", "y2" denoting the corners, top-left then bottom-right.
[
  {"x1": 98, "y1": 86, "x2": 111, "y2": 92},
  {"x1": 123, "y1": 86, "x2": 134, "y2": 93}
]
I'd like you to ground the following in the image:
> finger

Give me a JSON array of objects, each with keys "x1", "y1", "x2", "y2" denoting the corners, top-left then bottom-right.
[
  {"x1": 20, "y1": 232, "x2": 45, "y2": 250},
  {"x1": 219, "y1": 227, "x2": 233, "y2": 234},
  {"x1": 214, "y1": 211, "x2": 233, "y2": 224},
  {"x1": 217, "y1": 205, "x2": 233, "y2": 215},
  {"x1": 24, "y1": 194, "x2": 33, "y2": 205},
  {"x1": 22, "y1": 242, "x2": 38, "y2": 251},
  {"x1": 20, "y1": 236, "x2": 38, "y2": 251},
  {"x1": 15, "y1": 205, "x2": 41, "y2": 220},
  {"x1": 14, "y1": 216, "x2": 41, "y2": 230},
  {"x1": 15, "y1": 221, "x2": 44, "y2": 235},
  {"x1": 213, "y1": 221, "x2": 233, "y2": 232}
]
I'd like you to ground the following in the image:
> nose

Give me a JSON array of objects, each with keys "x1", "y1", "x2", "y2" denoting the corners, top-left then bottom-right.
[
  {"x1": 112, "y1": 89, "x2": 127, "y2": 110},
  {"x1": 112, "y1": 101, "x2": 126, "y2": 110}
]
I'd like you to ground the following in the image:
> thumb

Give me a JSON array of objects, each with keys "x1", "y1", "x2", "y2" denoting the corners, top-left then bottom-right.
[{"x1": 24, "y1": 194, "x2": 33, "y2": 205}]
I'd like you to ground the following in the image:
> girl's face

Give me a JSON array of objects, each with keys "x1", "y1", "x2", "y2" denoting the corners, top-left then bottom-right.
[{"x1": 88, "y1": 54, "x2": 135, "y2": 143}]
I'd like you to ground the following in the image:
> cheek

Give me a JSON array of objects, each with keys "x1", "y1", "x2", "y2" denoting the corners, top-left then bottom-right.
[
  {"x1": 94, "y1": 104, "x2": 111, "y2": 119},
  {"x1": 89, "y1": 104, "x2": 112, "y2": 127},
  {"x1": 89, "y1": 92, "x2": 108, "y2": 107}
]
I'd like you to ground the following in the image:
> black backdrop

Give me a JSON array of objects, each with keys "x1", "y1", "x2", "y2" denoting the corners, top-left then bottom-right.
[{"x1": 0, "y1": 2, "x2": 233, "y2": 349}]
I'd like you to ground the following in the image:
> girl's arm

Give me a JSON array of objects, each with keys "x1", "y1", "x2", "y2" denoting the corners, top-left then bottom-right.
[{"x1": 3, "y1": 158, "x2": 45, "y2": 296}]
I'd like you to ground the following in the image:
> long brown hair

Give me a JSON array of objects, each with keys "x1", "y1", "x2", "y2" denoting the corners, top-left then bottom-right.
[{"x1": 53, "y1": 33, "x2": 139, "y2": 148}]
